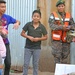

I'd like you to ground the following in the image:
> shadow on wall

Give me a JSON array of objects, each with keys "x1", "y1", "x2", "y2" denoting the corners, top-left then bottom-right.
[
  {"x1": 39, "y1": 46, "x2": 55, "y2": 72},
  {"x1": 39, "y1": 45, "x2": 70, "y2": 72}
]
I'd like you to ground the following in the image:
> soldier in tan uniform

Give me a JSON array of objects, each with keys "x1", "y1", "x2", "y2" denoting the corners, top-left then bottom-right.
[{"x1": 48, "y1": 0, "x2": 75, "y2": 64}]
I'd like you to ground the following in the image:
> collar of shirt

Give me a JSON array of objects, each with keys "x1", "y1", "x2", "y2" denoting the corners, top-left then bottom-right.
[
  {"x1": 58, "y1": 12, "x2": 66, "y2": 16},
  {"x1": 30, "y1": 21, "x2": 42, "y2": 27}
]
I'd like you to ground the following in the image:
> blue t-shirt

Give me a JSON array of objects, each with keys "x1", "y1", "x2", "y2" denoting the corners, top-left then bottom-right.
[{"x1": 1, "y1": 14, "x2": 16, "y2": 44}]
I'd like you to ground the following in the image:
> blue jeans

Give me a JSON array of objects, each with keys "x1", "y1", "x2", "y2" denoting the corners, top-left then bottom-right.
[
  {"x1": 0, "y1": 69, "x2": 2, "y2": 75},
  {"x1": 0, "y1": 58, "x2": 5, "y2": 75},
  {"x1": 23, "y1": 48, "x2": 41, "y2": 75}
]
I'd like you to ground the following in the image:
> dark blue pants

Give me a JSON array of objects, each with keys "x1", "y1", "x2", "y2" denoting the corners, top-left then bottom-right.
[{"x1": 4, "y1": 44, "x2": 11, "y2": 75}]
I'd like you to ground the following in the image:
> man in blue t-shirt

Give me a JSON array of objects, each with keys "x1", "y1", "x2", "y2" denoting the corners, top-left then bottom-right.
[{"x1": 0, "y1": 0, "x2": 20, "y2": 75}]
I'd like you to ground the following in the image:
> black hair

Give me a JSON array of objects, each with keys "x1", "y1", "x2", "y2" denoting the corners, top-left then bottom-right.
[
  {"x1": 0, "y1": 0, "x2": 6, "y2": 3},
  {"x1": 32, "y1": 10, "x2": 41, "y2": 17}
]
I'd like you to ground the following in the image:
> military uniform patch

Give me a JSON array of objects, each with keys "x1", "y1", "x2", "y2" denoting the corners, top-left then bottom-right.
[{"x1": 50, "y1": 15, "x2": 54, "y2": 19}]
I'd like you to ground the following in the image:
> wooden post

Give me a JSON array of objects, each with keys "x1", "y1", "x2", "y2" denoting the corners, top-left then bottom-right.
[{"x1": 65, "y1": 0, "x2": 71, "y2": 13}]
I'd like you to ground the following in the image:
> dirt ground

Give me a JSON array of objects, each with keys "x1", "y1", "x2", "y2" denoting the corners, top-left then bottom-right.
[
  {"x1": 10, "y1": 69, "x2": 54, "y2": 75},
  {"x1": 10, "y1": 72, "x2": 54, "y2": 75}
]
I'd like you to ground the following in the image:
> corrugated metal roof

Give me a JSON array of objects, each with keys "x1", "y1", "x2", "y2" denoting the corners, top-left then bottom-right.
[
  {"x1": 70, "y1": 0, "x2": 75, "y2": 64},
  {"x1": 72, "y1": 0, "x2": 75, "y2": 21},
  {"x1": 5, "y1": 0, "x2": 37, "y2": 67}
]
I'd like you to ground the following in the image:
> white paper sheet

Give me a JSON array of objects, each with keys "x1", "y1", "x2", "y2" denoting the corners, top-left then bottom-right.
[{"x1": 55, "y1": 64, "x2": 75, "y2": 75}]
